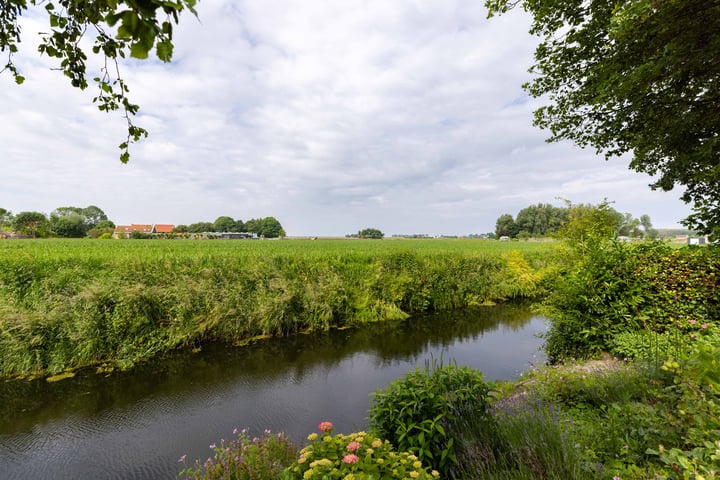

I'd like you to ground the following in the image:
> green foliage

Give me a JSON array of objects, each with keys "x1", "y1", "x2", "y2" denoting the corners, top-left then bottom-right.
[
  {"x1": 557, "y1": 200, "x2": 622, "y2": 245},
  {"x1": 12, "y1": 211, "x2": 50, "y2": 238},
  {"x1": 0, "y1": 239, "x2": 551, "y2": 379},
  {"x1": 1, "y1": 0, "x2": 198, "y2": 162},
  {"x1": 368, "y1": 361, "x2": 496, "y2": 477},
  {"x1": 178, "y1": 429, "x2": 297, "y2": 480},
  {"x1": 486, "y1": 0, "x2": 720, "y2": 239},
  {"x1": 646, "y1": 339, "x2": 720, "y2": 479},
  {"x1": 541, "y1": 235, "x2": 720, "y2": 361},
  {"x1": 357, "y1": 228, "x2": 384, "y2": 239},
  {"x1": 282, "y1": 424, "x2": 439, "y2": 480},
  {"x1": 455, "y1": 397, "x2": 591, "y2": 480}
]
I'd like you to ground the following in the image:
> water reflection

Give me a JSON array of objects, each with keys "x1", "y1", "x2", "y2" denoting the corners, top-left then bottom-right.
[{"x1": 0, "y1": 303, "x2": 546, "y2": 480}]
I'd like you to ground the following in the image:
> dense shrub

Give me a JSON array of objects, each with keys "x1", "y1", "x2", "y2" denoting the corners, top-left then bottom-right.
[
  {"x1": 541, "y1": 241, "x2": 720, "y2": 362},
  {"x1": 368, "y1": 361, "x2": 497, "y2": 478}
]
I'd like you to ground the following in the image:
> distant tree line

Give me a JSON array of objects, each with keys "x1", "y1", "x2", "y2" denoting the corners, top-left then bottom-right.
[
  {"x1": 0, "y1": 206, "x2": 115, "y2": 238},
  {"x1": 174, "y1": 216, "x2": 285, "y2": 238},
  {"x1": 495, "y1": 201, "x2": 659, "y2": 240},
  {"x1": 0, "y1": 208, "x2": 286, "y2": 239}
]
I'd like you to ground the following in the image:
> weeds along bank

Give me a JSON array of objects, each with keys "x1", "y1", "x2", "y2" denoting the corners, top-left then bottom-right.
[{"x1": 0, "y1": 239, "x2": 553, "y2": 379}]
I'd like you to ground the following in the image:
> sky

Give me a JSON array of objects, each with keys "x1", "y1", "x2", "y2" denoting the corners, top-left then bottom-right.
[{"x1": 1, "y1": 1, "x2": 693, "y2": 236}]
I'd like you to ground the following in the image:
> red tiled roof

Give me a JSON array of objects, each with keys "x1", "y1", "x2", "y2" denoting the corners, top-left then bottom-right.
[{"x1": 153, "y1": 224, "x2": 175, "y2": 233}]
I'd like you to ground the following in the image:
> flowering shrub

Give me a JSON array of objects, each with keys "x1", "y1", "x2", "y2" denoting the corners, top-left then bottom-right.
[
  {"x1": 282, "y1": 422, "x2": 440, "y2": 480},
  {"x1": 178, "y1": 428, "x2": 297, "y2": 480}
]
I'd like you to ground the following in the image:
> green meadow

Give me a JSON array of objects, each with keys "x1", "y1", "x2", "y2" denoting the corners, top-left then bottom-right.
[{"x1": 0, "y1": 238, "x2": 554, "y2": 380}]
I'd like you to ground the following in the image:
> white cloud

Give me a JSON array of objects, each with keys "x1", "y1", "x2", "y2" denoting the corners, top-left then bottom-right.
[{"x1": 0, "y1": 0, "x2": 691, "y2": 235}]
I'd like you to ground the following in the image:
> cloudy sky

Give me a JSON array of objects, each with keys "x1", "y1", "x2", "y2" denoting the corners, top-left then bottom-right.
[{"x1": 1, "y1": 1, "x2": 692, "y2": 236}]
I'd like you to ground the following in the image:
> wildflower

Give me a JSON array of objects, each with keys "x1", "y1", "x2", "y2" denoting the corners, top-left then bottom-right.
[
  {"x1": 347, "y1": 441, "x2": 361, "y2": 452},
  {"x1": 343, "y1": 454, "x2": 359, "y2": 464},
  {"x1": 178, "y1": 454, "x2": 186, "y2": 463},
  {"x1": 413, "y1": 461, "x2": 422, "y2": 468},
  {"x1": 372, "y1": 439, "x2": 382, "y2": 448},
  {"x1": 307, "y1": 433, "x2": 318, "y2": 441},
  {"x1": 303, "y1": 470, "x2": 314, "y2": 480},
  {"x1": 701, "y1": 324, "x2": 708, "y2": 329},
  {"x1": 689, "y1": 319, "x2": 697, "y2": 325},
  {"x1": 410, "y1": 472, "x2": 419, "y2": 478},
  {"x1": 318, "y1": 421, "x2": 334, "y2": 433},
  {"x1": 432, "y1": 471, "x2": 440, "y2": 477},
  {"x1": 209, "y1": 443, "x2": 216, "y2": 449}
]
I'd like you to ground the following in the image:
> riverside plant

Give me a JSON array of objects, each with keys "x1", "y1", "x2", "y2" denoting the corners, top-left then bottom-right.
[
  {"x1": 368, "y1": 360, "x2": 497, "y2": 478},
  {"x1": 281, "y1": 421, "x2": 440, "y2": 480},
  {"x1": 0, "y1": 238, "x2": 551, "y2": 380},
  {"x1": 178, "y1": 428, "x2": 297, "y2": 480}
]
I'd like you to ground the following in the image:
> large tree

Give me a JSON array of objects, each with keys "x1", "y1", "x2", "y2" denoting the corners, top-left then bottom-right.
[
  {"x1": 486, "y1": 0, "x2": 720, "y2": 239},
  {"x1": 1, "y1": 0, "x2": 197, "y2": 162},
  {"x1": 13, "y1": 211, "x2": 50, "y2": 238}
]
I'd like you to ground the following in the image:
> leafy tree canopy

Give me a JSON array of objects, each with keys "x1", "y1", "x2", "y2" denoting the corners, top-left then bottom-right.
[
  {"x1": 0, "y1": 208, "x2": 13, "y2": 228},
  {"x1": 486, "y1": 0, "x2": 720, "y2": 239},
  {"x1": 1, "y1": 0, "x2": 197, "y2": 163},
  {"x1": 358, "y1": 228, "x2": 384, "y2": 239},
  {"x1": 13, "y1": 211, "x2": 50, "y2": 238}
]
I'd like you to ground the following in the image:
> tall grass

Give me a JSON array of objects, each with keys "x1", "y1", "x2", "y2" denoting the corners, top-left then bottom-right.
[{"x1": 0, "y1": 238, "x2": 555, "y2": 379}]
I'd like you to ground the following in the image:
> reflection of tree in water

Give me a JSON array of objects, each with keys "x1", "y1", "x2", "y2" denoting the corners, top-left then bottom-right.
[{"x1": 0, "y1": 302, "x2": 539, "y2": 436}]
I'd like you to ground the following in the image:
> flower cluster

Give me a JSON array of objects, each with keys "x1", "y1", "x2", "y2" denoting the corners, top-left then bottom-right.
[{"x1": 282, "y1": 422, "x2": 440, "y2": 479}]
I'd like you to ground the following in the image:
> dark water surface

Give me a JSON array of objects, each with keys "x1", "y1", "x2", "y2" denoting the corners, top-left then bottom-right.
[{"x1": 0, "y1": 304, "x2": 546, "y2": 479}]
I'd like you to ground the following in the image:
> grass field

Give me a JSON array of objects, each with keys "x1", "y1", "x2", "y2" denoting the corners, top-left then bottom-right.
[{"x1": 0, "y1": 238, "x2": 557, "y2": 379}]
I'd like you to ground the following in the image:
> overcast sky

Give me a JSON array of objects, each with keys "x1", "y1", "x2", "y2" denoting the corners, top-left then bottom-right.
[{"x1": 1, "y1": 1, "x2": 692, "y2": 236}]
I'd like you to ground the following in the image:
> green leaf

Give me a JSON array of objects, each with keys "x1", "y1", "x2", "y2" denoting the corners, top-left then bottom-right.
[
  {"x1": 129, "y1": 42, "x2": 149, "y2": 59},
  {"x1": 156, "y1": 40, "x2": 173, "y2": 62}
]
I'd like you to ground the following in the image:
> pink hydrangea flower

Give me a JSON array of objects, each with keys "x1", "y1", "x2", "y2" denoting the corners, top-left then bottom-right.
[
  {"x1": 343, "y1": 454, "x2": 359, "y2": 464},
  {"x1": 347, "y1": 441, "x2": 361, "y2": 452},
  {"x1": 318, "y1": 421, "x2": 334, "y2": 433}
]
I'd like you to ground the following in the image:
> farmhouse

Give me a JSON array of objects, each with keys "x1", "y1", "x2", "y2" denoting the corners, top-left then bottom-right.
[{"x1": 112, "y1": 224, "x2": 175, "y2": 238}]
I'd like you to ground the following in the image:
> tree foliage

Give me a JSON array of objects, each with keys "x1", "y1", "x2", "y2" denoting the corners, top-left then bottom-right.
[
  {"x1": 13, "y1": 211, "x2": 50, "y2": 238},
  {"x1": 358, "y1": 228, "x2": 384, "y2": 239},
  {"x1": 49, "y1": 205, "x2": 109, "y2": 237},
  {"x1": 245, "y1": 217, "x2": 285, "y2": 238},
  {"x1": 0, "y1": 208, "x2": 13, "y2": 229},
  {"x1": 486, "y1": 0, "x2": 720, "y2": 239},
  {"x1": 1, "y1": 0, "x2": 197, "y2": 163}
]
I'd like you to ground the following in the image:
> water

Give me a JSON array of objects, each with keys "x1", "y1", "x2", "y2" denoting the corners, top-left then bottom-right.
[{"x1": 0, "y1": 303, "x2": 546, "y2": 479}]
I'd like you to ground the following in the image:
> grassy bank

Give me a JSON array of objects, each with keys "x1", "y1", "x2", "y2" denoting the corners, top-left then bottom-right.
[{"x1": 0, "y1": 238, "x2": 554, "y2": 380}]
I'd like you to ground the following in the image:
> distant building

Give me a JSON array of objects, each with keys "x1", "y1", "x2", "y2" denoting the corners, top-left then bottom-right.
[
  {"x1": 688, "y1": 237, "x2": 707, "y2": 245},
  {"x1": 113, "y1": 224, "x2": 175, "y2": 238}
]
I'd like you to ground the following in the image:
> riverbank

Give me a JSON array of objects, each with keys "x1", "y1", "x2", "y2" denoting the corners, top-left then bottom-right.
[{"x1": 0, "y1": 238, "x2": 555, "y2": 380}]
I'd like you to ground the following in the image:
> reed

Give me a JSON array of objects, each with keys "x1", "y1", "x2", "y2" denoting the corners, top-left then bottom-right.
[{"x1": 0, "y1": 238, "x2": 555, "y2": 379}]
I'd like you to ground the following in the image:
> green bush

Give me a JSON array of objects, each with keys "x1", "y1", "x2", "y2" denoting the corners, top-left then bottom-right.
[
  {"x1": 541, "y1": 241, "x2": 720, "y2": 362},
  {"x1": 282, "y1": 422, "x2": 439, "y2": 479},
  {"x1": 368, "y1": 361, "x2": 496, "y2": 477}
]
